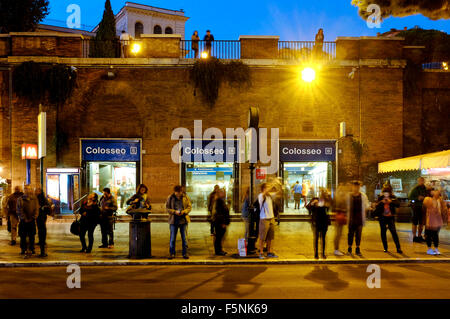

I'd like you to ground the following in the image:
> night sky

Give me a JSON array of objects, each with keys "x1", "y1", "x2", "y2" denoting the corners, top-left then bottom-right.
[{"x1": 44, "y1": 0, "x2": 450, "y2": 40}]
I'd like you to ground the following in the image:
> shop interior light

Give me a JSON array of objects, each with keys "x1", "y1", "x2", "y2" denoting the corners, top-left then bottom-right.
[
  {"x1": 301, "y1": 67, "x2": 316, "y2": 82},
  {"x1": 201, "y1": 51, "x2": 208, "y2": 59},
  {"x1": 443, "y1": 62, "x2": 448, "y2": 71},
  {"x1": 131, "y1": 42, "x2": 142, "y2": 55}
]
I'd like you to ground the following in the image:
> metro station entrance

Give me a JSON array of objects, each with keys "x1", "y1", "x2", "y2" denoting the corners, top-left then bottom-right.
[
  {"x1": 81, "y1": 139, "x2": 141, "y2": 215},
  {"x1": 279, "y1": 140, "x2": 337, "y2": 215},
  {"x1": 179, "y1": 139, "x2": 241, "y2": 215}
]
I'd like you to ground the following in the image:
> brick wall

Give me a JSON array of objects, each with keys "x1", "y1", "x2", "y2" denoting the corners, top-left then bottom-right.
[
  {"x1": 10, "y1": 33, "x2": 83, "y2": 58},
  {"x1": 0, "y1": 64, "x2": 409, "y2": 204}
]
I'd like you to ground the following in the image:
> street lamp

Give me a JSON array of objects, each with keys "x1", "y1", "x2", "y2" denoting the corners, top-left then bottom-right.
[
  {"x1": 201, "y1": 51, "x2": 209, "y2": 59},
  {"x1": 301, "y1": 67, "x2": 316, "y2": 82},
  {"x1": 131, "y1": 42, "x2": 142, "y2": 55}
]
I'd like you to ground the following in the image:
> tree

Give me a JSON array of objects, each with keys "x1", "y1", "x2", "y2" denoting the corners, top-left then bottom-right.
[
  {"x1": 0, "y1": 0, "x2": 49, "y2": 33},
  {"x1": 90, "y1": 0, "x2": 117, "y2": 58},
  {"x1": 398, "y1": 28, "x2": 450, "y2": 62}
]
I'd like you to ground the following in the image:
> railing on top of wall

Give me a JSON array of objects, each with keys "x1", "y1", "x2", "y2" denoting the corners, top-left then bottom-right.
[{"x1": 278, "y1": 41, "x2": 336, "y2": 60}]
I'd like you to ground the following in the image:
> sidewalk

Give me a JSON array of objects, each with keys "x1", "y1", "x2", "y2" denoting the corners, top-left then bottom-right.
[{"x1": 0, "y1": 220, "x2": 449, "y2": 267}]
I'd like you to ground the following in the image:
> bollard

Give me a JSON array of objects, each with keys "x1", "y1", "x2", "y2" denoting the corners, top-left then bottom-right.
[{"x1": 127, "y1": 210, "x2": 152, "y2": 259}]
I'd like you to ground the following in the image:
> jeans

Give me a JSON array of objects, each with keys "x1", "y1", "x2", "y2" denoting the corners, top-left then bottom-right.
[
  {"x1": 334, "y1": 223, "x2": 344, "y2": 251},
  {"x1": 100, "y1": 217, "x2": 114, "y2": 246},
  {"x1": 379, "y1": 217, "x2": 400, "y2": 250},
  {"x1": 425, "y1": 228, "x2": 440, "y2": 248},
  {"x1": 214, "y1": 224, "x2": 226, "y2": 254},
  {"x1": 314, "y1": 226, "x2": 327, "y2": 256},
  {"x1": 9, "y1": 214, "x2": 19, "y2": 241},
  {"x1": 348, "y1": 224, "x2": 363, "y2": 247},
  {"x1": 170, "y1": 223, "x2": 187, "y2": 256},
  {"x1": 37, "y1": 219, "x2": 47, "y2": 253},
  {"x1": 19, "y1": 220, "x2": 36, "y2": 253},
  {"x1": 79, "y1": 223, "x2": 96, "y2": 251}
]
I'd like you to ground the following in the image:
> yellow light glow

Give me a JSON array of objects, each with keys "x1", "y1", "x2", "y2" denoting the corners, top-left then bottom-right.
[
  {"x1": 131, "y1": 43, "x2": 142, "y2": 54},
  {"x1": 201, "y1": 51, "x2": 208, "y2": 59},
  {"x1": 443, "y1": 62, "x2": 448, "y2": 71},
  {"x1": 301, "y1": 67, "x2": 316, "y2": 82}
]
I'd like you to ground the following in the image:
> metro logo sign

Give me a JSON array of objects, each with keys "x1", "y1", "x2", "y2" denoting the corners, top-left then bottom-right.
[{"x1": 21, "y1": 144, "x2": 38, "y2": 160}]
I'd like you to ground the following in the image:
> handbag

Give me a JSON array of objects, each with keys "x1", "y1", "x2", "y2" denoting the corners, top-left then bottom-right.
[
  {"x1": 70, "y1": 215, "x2": 81, "y2": 236},
  {"x1": 335, "y1": 211, "x2": 347, "y2": 225}
]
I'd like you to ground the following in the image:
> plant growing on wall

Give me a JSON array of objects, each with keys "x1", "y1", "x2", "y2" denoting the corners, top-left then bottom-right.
[
  {"x1": 190, "y1": 58, "x2": 251, "y2": 107},
  {"x1": 12, "y1": 61, "x2": 46, "y2": 102}
]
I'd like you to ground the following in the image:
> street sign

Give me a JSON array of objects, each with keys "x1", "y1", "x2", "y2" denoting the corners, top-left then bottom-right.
[
  {"x1": 256, "y1": 168, "x2": 266, "y2": 180},
  {"x1": 38, "y1": 112, "x2": 46, "y2": 158},
  {"x1": 21, "y1": 144, "x2": 38, "y2": 160}
]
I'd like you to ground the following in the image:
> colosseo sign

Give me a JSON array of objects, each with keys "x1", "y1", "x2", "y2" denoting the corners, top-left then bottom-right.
[
  {"x1": 279, "y1": 140, "x2": 336, "y2": 162},
  {"x1": 180, "y1": 139, "x2": 240, "y2": 163},
  {"x1": 81, "y1": 139, "x2": 141, "y2": 162}
]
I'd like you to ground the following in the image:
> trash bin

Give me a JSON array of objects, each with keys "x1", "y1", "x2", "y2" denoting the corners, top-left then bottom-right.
[{"x1": 127, "y1": 209, "x2": 152, "y2": 259}]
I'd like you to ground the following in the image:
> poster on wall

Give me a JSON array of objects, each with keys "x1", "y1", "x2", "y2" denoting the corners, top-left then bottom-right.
[
  {"x1": 390, "y1": 178, "x2": 403, "y2": 191},
  {"x1": 73, "y1": 175, "x2": 79, "y2": 201}
]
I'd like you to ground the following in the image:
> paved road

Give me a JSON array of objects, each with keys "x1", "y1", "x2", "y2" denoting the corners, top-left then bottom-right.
[{"x1": 1, "y1": 263, "x2": 449, "y2": 299}]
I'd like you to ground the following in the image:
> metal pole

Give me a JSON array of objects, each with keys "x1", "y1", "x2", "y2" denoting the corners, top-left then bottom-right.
[{"x1": 26, "y1": 159, "x2": 31, "y2": 185}]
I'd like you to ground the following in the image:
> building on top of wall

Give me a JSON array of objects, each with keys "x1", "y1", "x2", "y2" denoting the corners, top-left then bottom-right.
[{"x1": 93, "y1": 1, "x2": 189, "y2": 39}]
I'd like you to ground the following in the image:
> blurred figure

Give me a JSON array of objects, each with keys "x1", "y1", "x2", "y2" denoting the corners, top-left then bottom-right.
[
  {"x1": 270, "y1": 184, "x2": 282, "y2": 225},
  {"x1": 5, "y1": 186, "x2": 23, "y2": 246},
  {"x1": 203, "y1": 30, "x2": 214, "y2": 57},
  {"x1": 241, "y1": 187, "x2": 250, "y2": 241},
  {"x1": 423, "y1": 189, "x2": 448, "y2": 255},
  {"x1": 292, "y1": 181, "x2": 302, "y2": 210},
  {"x1": 16, "y1": 185, "x2": 39, "y2": 257},
  {"x1": 166, "y1": 185, "x2": 192, "y2": 259},
  {"x1": 212, "y1": 188, "x2": 230, "y2": 256},
  {"x1": 126, "y1": 184, "x2": 151, "y2": 210},
  {"x1": 207, "y1": 185, "x2": 220, "y2": 236},
  {"x1": 35, "y1": 187, "x2": 53, "y2": 257},
  {"x1": 99, "y1": 188, "x2": 118, "y2": 249},
  {"x1": 333, "y1": 183, "x2": 349, "y2": 256},
  {"x1": 79, "y1": 193, "x2": 101, "y2": 253},
  {"x1": 347, "y1": 181, "x2": 370, "y2": 256},
  {"x1": 191, "y1": 30, "x2": 200, "y2": 58},
  {"x1": 307, "y1": 188, "x2": 331, "y2": 259},
  {"x1": 283, "y1": 181, "x2": 290, "y2": 208},
  {"x1": 118, "y1": 181, "x2": 127, "y2": 209},
  {"x1": 375, "y1": 186, "x2": 402, "y2": 254},
  {"x1": 120, "y1": 30, "x2": 131, "y2": 58},
  {"x1": 313, "y1": 28, "x2": 324, "y2": 58},
  {"x1": 258, "y1": 183, "x2": 278, "y2": 259},
  {"x1": 301, "y1": 180, "x2": 309, "y2": 208},
  {"x1": 408, "y1": 177, "x2": 427, "y2": 242}
]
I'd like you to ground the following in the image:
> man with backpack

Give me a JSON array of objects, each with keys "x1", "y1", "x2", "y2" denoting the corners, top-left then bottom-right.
[{"x1": 5, "y1": 186, "x2": 23, "y2": 246}]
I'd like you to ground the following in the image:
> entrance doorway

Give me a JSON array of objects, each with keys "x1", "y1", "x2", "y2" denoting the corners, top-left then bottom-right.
[
  {"x1": 183, "y1": 162, "x2": 238, "y2": 215},
  {"x1": 86, "y1": 161, "x2": 137, "y2": 215},
  {"x1": 46, "y1": 168, "x2": 80, "y2": 215}
]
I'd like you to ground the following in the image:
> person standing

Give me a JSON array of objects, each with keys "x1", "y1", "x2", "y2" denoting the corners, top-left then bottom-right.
[
  {"x1": 423, "y1": 189, "x2": 448, "y2": 255},
  {"x1": 166, "y1": 185, "x2": 192, "y2": 259},
  {"x1": 313, "y1": 28, "x2": 324, "y2": 58},
  {"x1": 203, "y1": 30, "x2": 214, "y2": 57},
  {"x1": 408, "y1": 177, "x2": 427, "y2": 243},
  {"x1": 258, "y1": 183, "x2": 278, "y2": 259},
  {"x1": 212, "y1": 188, "x2": 230, "y2": 256},
  {"x1": 241, "y1": 187, "x2": 250, "y2": 241},
  {"x1": 99, "y1": 188, "x2": 117, "y2": 249},
  {"x1": 5, "y1": 186, "x2": 23, "y2": 246},
  {"x1": 207, "y1": 185, "x2": 220, "y2": 236},
  {"x1": 126, "y1": 184, "x2": 152, "y2": 211},
  {"x1": 347, "y1": 181, "x2": 370, "y2": 256},
  {"x1": 79, "y1": 193, "x2": 100, "y2": 253},
  {"x1": 375, "y1": 186, "x2": 403, "y2": 254},
  {"x1": 35, "y1": 187, "x2": 53, "y2": 257},
  {"x1": 283, "y1": 181, "x2": 290, "y2": 208},
  {"x1": 16, "y1": 185, "x2": 39, "y2": 257},
  {"x1": 120, "y1": 30, "x2": 131, "y2": 58},
  {"x1": 191, "y1": 30, "x2": 200, "y2": 58},
  {"x1": 307, "y1": 189, "x2": 331, "y2": 259},
  {"x1": 292, "y1": 181, "x2": 302, "y2": 210}
]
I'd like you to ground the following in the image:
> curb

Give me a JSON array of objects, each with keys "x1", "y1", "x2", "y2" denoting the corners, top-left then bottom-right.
[{"x1": 1, "y1": 257, "x2": 449, "y2": 268}]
